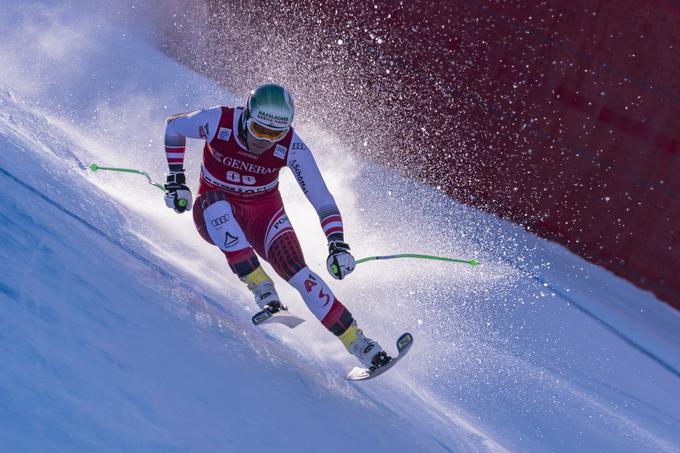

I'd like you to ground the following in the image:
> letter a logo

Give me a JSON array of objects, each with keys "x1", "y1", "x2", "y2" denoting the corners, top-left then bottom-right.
[{"x1": 304, "y1": 279, "x2": 317, "y2": 293}]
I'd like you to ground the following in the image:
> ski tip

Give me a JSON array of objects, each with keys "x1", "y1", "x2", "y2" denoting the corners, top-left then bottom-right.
[
  {"x1": 251, "y1": 310, "x2": 272, "y2": 325},
  {"x1": 397, "y1": 332, "x2": 413, "y2": 351}
]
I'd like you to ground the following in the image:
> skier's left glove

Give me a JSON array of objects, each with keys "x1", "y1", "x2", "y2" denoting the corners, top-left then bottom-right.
[
  {"x1": 164, "y1": 171, "x2": 192, "y2": 213},
  {"x1": 326, "y1": 240, "x2": 355, "y2": 280}
]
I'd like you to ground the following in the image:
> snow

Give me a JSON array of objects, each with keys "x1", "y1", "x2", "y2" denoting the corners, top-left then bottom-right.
[{"x1": 1, "y1": 1, "x2": 679, "y2": 451}]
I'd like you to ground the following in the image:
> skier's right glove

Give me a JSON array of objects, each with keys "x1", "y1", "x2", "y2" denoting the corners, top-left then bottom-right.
[{"x1": 164, "y1": 171, "x2": 192, "y2": 213}]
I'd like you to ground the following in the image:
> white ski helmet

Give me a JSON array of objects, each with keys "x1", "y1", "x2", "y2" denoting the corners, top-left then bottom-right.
[{"x1": 243, "y1": 84, "x2": 295, "y2": 142}]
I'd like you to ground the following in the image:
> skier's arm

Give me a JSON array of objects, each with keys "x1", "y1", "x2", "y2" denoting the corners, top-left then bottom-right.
[
  {"x1": 162, "y1": 107, "x2": 220, "y2": 213},
  {"x1": 286, "y1": 134, "x2": 345, "y2": 242},
  {"x1": 164, "y1": 107, "x2": 221, "y2": 172},
  {"x1": 287, "y1": 134, "x2": 355, "y2": 280}
]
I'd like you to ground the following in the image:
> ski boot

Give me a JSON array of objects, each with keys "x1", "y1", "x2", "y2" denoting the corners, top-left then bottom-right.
[
  {"x1": 240, "y1": 266, "x2": 287, "y2": 314},
  {"x1": 340, "y1": 321, "x2": 391, "y2": 370}
]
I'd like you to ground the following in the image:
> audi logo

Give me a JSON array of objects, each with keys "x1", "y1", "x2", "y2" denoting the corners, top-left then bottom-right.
[{"x1": 210, "y1": 214, "x2": 230, "y2": 226}]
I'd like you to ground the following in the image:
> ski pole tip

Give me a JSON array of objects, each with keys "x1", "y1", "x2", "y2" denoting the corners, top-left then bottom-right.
[
  {"x1": 89, "y1": 163, "x2": 99, "y2": 172},
  {"x1": 469, "y1": 259, "x2": 480, "y2": 267}
]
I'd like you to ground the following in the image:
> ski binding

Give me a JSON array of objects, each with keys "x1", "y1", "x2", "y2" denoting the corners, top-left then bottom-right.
[{"x1": 346, "y1": 332, "x2": 413, "y2": 381}]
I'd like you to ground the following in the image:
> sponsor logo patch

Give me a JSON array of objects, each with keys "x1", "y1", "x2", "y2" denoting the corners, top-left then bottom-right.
[
  {"x1": 222, "y1": 156, "x2": 277, "y2": 174},
  {"x1": 273, "y1": 216, "x2": 289, "y2": 231},
  {"x1": 224, "y1": 232, "x2": 239, "y2": 249},
  {"x1": 217, "y1": 127, "x2": 232, "y2": 141},
  {"x1": 304, "y1": 274, "x2": 317, "y2": 293},
  {"x1": 210, "y1": 213, "x2": 230, "y2": 227},
  {"x1": 273, "y1": 144, "x2": 287, "y2": 160},
  {"x1": 256, "y1": 111, "x2": 289, "y2": 126},
  {"x1": 289, "y1": 159, "x2": 308, "y2": 194},
  {"x1": 319, "y1": 288, "x2": 331, "y2": 307},
  {"x1": 199, "y1": 122, "x2": 210, "y2": 139}
]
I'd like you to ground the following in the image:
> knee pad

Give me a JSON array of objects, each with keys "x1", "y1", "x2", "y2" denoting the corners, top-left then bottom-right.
[
  {"x1": 193, "y1": 191, "x2": 231, "y2": 244},
  {"x1": 193, "y1": 191, "x2": 259, "y2": 277},
  {"x1": 194, "y1": 191, "x2": 249, "y2": 253},
  {"x1": 203, "y1": 201, "x2": 250, "y2": 252}
]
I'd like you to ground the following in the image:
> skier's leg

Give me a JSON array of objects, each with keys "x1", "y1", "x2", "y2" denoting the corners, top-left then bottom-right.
[
  {"x1": 193, "y1": 191, "x2": 281, "y2": 309},
  {"x1": 266, "y1": 231, "x2": 387, "y2": 367},
  {"x1": 236, "y1": 190, "x2": 387, "y2": 367}
]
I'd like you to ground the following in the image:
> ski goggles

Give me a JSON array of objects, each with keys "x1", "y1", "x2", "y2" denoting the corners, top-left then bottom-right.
[{"x1": 246, "y1": 119, "x2": 289, "y2": 142}]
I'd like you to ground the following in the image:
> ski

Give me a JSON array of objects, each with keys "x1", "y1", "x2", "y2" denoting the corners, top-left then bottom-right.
[
  {"x1": 346, "y1": 332, "x2": 413, "y2": 381},
  {"x1": 251, "y1": 309, "x2": 305, "y2": 329}
]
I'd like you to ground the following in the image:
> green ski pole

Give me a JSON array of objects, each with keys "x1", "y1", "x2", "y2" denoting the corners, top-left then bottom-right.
[
  {"x1": 356, "y1": 254, "x2": 479, "y2": 267},
  {"x1": 89, "y1": 163, "x2": 187, "y2": 209},
  {"x1": 332, "y1": 254, "x2": 479, "y2": 275}
]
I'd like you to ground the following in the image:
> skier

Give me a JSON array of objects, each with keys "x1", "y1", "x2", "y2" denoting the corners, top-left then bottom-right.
[{"x1": 162, "y1": 84, "x2": 389, "y2": 369}]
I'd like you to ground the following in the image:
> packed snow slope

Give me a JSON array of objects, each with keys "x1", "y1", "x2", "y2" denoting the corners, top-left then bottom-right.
[{"x1": 1, "y1": 2, "x2": 679, "y2": 452}]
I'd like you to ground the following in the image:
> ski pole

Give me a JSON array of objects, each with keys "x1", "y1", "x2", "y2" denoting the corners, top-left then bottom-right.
[
  {"x1": 89, "y1": 163, "x2": 187, "y2": 209},
  {"x1": 90, "y1": 163, "x2": 476, "y2": 265},
  {"x1": 89, "y1": 163, "x2": 165, "y2": 191},
  {"x1": 332, "y1": 254, "x2": 479, "y2": 275},
  {"x1": 356, "y1": 254, "x2": 479, "y2": 267}
]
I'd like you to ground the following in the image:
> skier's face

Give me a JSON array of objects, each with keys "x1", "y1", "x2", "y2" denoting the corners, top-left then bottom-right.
[
  {"x1": 246, "y1": 132, "x2": 275, "y2": 154},
  {"x1": 245, "y1": 118, "x2": 289, "y2": 154}
]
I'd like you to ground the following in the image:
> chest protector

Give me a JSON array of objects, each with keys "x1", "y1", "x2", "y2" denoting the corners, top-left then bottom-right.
[{"x1": 200, "y1": 107, "x2": 293, "y2": 195}]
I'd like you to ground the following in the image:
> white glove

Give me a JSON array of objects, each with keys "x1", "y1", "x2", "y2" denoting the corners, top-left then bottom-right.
[
  {"x1": 326, "y1": 240, "x2": 355, "y2": 280},
  {"x1": 164, "y1": 171, "x2": 192, "y2": 213}
]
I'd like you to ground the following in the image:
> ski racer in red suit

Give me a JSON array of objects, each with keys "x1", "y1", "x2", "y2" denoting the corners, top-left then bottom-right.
[{"x1": 162, "y1": 84, "x2": 388, "y2": 368}]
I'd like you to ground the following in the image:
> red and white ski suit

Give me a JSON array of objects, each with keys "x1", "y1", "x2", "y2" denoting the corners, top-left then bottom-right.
[{"x1": 164, "y1": 106, "x2": 354, "y2": 336}]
